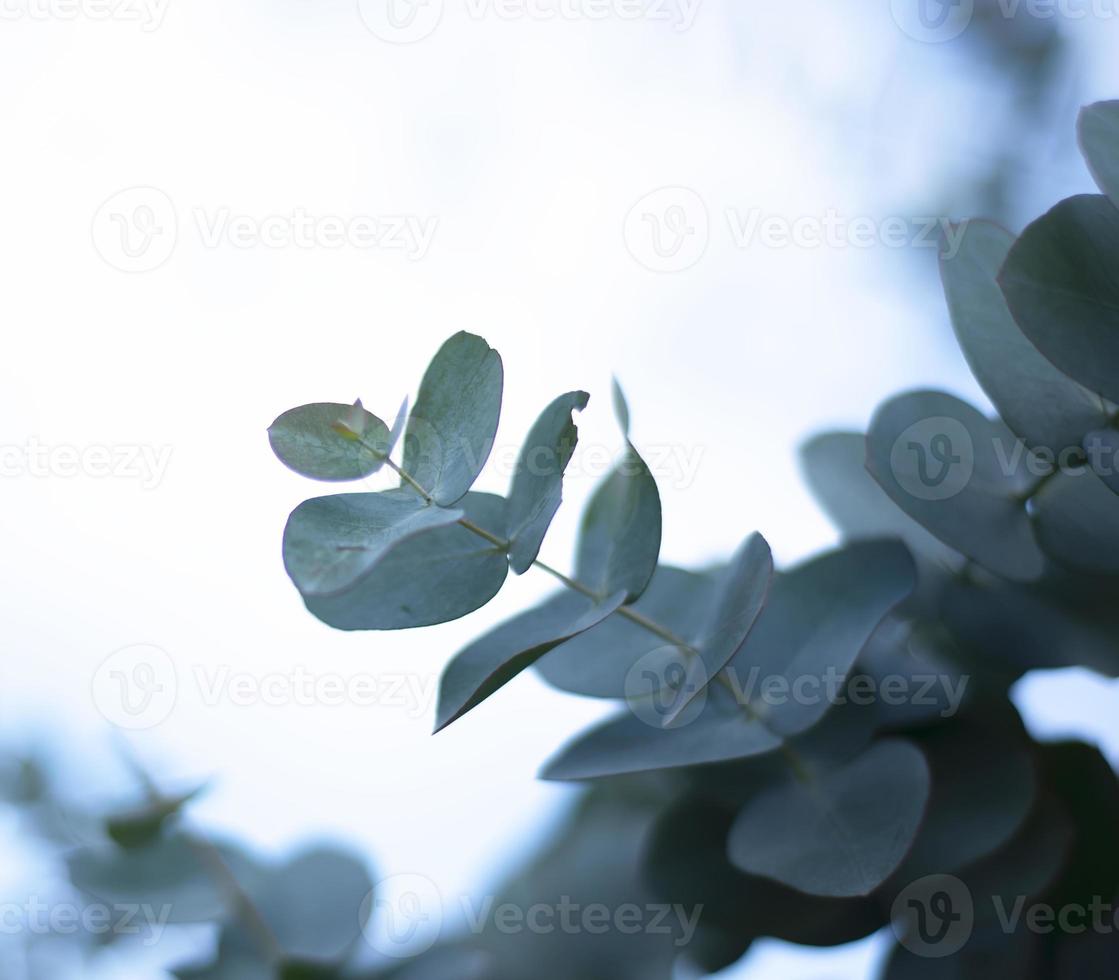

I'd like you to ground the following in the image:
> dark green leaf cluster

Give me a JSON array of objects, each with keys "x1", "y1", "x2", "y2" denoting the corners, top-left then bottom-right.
[{"x1": 264, "y1": 105, "x2": 1119, "y2": 977}]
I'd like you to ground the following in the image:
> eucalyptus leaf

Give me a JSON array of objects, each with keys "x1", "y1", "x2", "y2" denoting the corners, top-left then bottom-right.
[
  {"x1": 505, "y1": 391, "x2": 589, "y2": 574},
  {"x1": 1079, "y1": 100, "x2": 1119, "y2": 206},
  {"x1": 575, "y1": 445, "x2": 662, "y2": 602},
  {"x1": 304, "y1": 493, "x2": 508, "y2": 630},
  {"x1": 865, "y1": 390, "x2": 1046, "y2": 582},
  {"x1": 269, "y1": 402, "x2": 391, "y2": 481},
  {"x1": 403, "y1": 332, "x2": 503, "y2": 506},
  {"x1": 540, "y1": 685, "x2": 782, "y2": 781},
  {"x1": 941, "y1": 220, "x2": 1105, "y2": 450},
  {"x1": 727, "y1": 540, "x2": 916, "y2": 737},
  {"x1": 435, "y1": 589, "x2": 627, "y2": 732},
  {"x1": 283, "y1": 489, "x2": 463, "y2": 597},
  {"x1": 727, "y1": 739, "x2": 931, "y2": 898},
  {"x1": 106, "y1": 787, "x2": 205, "y2": 850},
  {"x1": 663, "y1": 533, "x2": 772, "y2": 724},
  {"x1": 68, "y1": 833, "x2": 228, "y2": 923},
  {"x1": 999, "y1": 194, "x2": 1119, "y2": 404},
  {"x1": 534, "y1": 565, "x2": 723, "y2": 698},
  {"x1": 1084, "y1": 427, "x2": 1119, "y2": 494},
  {"x1": 1031, "y1": 468, "x2": 1119, "y2": 574},
  {"x1": 801, "y1": 431, "x2": 962, "y2": 571}
]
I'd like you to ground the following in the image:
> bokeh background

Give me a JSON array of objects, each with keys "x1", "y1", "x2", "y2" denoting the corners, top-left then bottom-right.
[{"x1": 2, "y1": 1, "x2": 1118, "y2": 976}]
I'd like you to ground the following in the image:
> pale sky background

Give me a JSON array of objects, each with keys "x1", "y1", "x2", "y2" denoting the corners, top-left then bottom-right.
[{"x1": 1, "y1": 3, "x2": 1118, "y2": 977}]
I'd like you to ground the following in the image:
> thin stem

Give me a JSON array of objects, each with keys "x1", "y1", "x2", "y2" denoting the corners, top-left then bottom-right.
[{"x1": 390, "y1": 460, "x2": 810, "y2": 775}]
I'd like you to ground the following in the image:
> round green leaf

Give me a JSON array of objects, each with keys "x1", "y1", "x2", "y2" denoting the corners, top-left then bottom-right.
[
  {"x1": 941, "y1": 220, "x2": 1105, "y2": 451},
  {"x1": 283, "y1": 488, "x2": 464, "y2": 597},
  {"x1": 727, "y1": 739, "x2": 931, "y2": 898},
  {"x1": 999, "y1": 194, "x2": 1119, "y2": 404},
  {"x1": 269, "y1": 402, "x2": 391, "y2": 481},
  {"x1": 865, "y1": 390, "x2": 1046, "y2": 582},
  {"x1": 305, "y1": 493, "x2": 509, "y2": 630},
  {"x1": 1032, "y1": 467, "x2": 1119, "y2": 575}
]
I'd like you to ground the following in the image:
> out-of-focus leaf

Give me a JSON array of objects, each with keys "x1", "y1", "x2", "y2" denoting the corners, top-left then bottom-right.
[
  {"x1": 727, "y1": 739, "x2": 930, "y2": 898},
  {"x1": 575, "y1": 445, "x2": 662, "y2": 602},
  {"x1": 800, "y1": 431, "x2": 962, "y2": 571},
  {"x1": 68, "y1": 834, "x2": 227, "y2": 923},
  {"x1": 304, "y1": 493, "x2": 508, "y2": 630},
  {"x1": 941, "y1": 221, "x2": 1105, "y2": 450},
  {"x1": 540, "y1": 685, "x2": 782, "y2": 781},
  {"x1": 1084, "y1": 427, "x2": 1119, "y2": 494},
  {"x1": 434, "y1": 589, "x2": 627, "y2": 731},
  {"x1": 505, "y1": 391, "x2": 589, "y2": 574},
  {"x1": 866, "y1": 390, "x2": 1046, "y2": 581},
  {"x1": 664, "y1": 533, "x2": 772, "y2": 724},
  {"x1": 535, "y1": 565, "x2": 722, "y2": 698},
  {"x1": 1031, "y1": 469, "x2": 1119, "y2": 574},
  {"x1": 644, "y1": 798, "x2": 884, "y2": 956},
  {"x1": 888, "y1": 711, "x2": 1036, "y2": 884},
  {"x1": 999, "y1": 194, "x2": 1119, "y2": 403},
  {"x1": 1079, "y1": 101, "x2": 1119, "y2": 207},
  {"x1": 283, "y1": 489, "x2": 463, "y2": 597},
  {"x1": 269, "y1": 402, "x2": 391, "y2": 481},
  {"x1": 403, "y1": 332, "x2": 503, "y2": 506}
]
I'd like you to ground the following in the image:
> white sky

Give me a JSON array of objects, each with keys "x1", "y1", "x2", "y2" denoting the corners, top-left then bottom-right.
[{"x1": 1, "y1": 3, "x2": 1118, "y2": 977}]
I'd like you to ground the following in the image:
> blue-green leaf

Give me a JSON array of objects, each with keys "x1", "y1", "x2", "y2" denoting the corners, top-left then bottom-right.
[
  {"x1": 800, "y1": 431, "x2": 961, "y2": 570},
  {"x1": 534, "y1": 566, "x2": 723, "y2": 698},
  {"x1": 865, "y1": 390, "x2": 1046, "y2": 582},
  {"x1": 663, "y1": 533, "x2": 772, "y2": 724},
  {"x1": 575, "y1": 448, "x2": 662, "y2": 602},
  {"x1": 999, "y1": 194, "x2": 1119, "y2": 404},
  {"x1": 305, "y1": 493, "x2": 509, "y2": 630},
  {"x1": 727, "y1": 739, "x2": 930, "y2": 898},
  {"x1": 403, "y1": 332, "x2": 503, "y2": 506},
  {"x1": 1079, "y1": 100, "x2": 1119, "y2": 207},
  {"x1": 942, "y1": 220, "x2": 1105, "y2": 450},
  {"x1": 506, "y1": 391, "x2": 589, "y2": 574},
  {"x1": 269, "y1": 402, "x2": 391, "y2": 481},
  {"x1": 434, "y1": 589, "x2": 626, "y2": 732},
  {"x1": 283, "y1": 489, "x2": 463, "y2": 597},
  {"x1": 1084, "y1": 427, "x2": 1119, "y2": 495},
  {"x1": 1031, "y1": 468, "x2": 1119, "y2": 575},
  {"x1": 727, "y1": 539, "x2": 916, "y2": 737}
]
